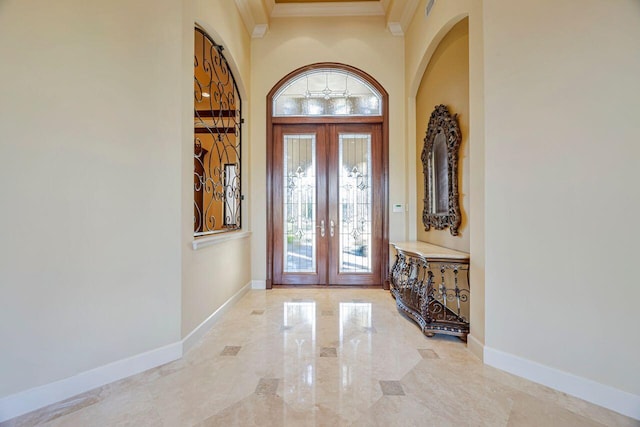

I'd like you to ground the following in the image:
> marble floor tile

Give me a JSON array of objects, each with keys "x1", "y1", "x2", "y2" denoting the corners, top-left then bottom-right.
[
  {"x1": 196, "y1": 393, "x2": 346, "y2": 427},
  {"x1": 0, "y1": 390, "x2": 102, "y2": 427},
  {"x1": 350, "y1": 395, "x2": 450, "y2": 427},
  {"x1": 41, "y1": 387, "x2": 161, "y2": 427},
  {"x1": 507, "y1": 392, "x2": 605, "y2": 427},
  {"x1": 319, "y1": 347, "x2": 337, "y2": 357},
  {"x1": 418, "y1": 348, "x2": 440, "y2": 359},
  {"x1": 255, "y1": 378, "x2": 280, "y2": 396},
  {"x1": 379, "y1": 380, "x2": 405, "y2": 396},
  {"x1": 221, "y1": 345, "x2": 242, "y2": 356},
  {"x1": 3, "y1": 289, "x2": 638, "y2": 427}
]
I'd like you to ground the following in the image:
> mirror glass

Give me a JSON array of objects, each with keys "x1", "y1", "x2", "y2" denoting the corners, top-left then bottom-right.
[{"x1": 432, "y1": 132, "x2": 448, "y2": 214}]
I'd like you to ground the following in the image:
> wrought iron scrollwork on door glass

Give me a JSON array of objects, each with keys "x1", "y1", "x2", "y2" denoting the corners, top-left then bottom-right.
[{"x1": 194, "y1": 27, "x2": 241, "y2": 236}]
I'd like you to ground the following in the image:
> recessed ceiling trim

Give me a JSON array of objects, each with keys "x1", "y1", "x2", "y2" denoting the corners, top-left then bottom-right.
[
  {"x1": 274, "y1": 0, "x2": 378, "y2": 3},
  {"x1": 271, "y1": 1, "x2": 385, "y2": 17}
]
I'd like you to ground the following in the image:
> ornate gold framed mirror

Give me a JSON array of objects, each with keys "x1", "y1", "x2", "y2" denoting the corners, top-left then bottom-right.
[{"x1": 421, "y1": 104, "x2": 462, "y2": 235}]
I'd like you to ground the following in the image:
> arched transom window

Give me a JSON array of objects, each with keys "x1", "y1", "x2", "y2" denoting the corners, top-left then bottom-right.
[{"x1": 273, "y1": 69, "x2": 382, "y2": 117}]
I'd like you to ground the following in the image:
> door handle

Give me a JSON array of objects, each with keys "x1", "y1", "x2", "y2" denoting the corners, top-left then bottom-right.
[
  {"x1": 317, "y1": 220, "x2": 325, "y2": 237},
  {"x1": 330, "y1": 220, "x2": 335, "y2": 237}
]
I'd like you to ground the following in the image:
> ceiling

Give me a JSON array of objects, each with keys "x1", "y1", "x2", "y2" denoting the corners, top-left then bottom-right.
[
  {"x1": 275, "y1": 0, "x2": 379, "y2": 3},
  {"x1": 233, "y1": 0, "x2": 419, "y2": 38}
]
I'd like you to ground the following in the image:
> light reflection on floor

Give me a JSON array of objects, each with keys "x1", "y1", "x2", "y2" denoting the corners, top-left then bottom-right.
[{"x1": 4, "y1": 289, "x2": 637, "y2": 427}]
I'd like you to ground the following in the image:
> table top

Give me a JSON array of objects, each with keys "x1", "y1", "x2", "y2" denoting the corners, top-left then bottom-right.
[{"x1": 390, "y1": 241, "x2": 469, "y2": 261}]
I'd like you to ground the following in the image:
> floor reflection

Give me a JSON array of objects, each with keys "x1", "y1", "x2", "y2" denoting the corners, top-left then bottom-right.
[
  {"x1": 283, "y1": 301, "x2": 316, "y2": 336},
  {"x1": 338, "y1": 302, "x2": 373, "y2": 409},
  {"x1": 281, "y1": 300, "x2": 375, "y2": 420},
  {"x1": 339, "y1": 302, "x2": 372, "y2": 342},
  {"x1": 282, "y1": 302, "x2": 316, "y2": 413}
]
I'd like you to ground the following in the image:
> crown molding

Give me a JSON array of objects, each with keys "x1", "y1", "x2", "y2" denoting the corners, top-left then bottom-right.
[
  {"x1": 252, "y1": 23, "x2": 269, "y2": 38},
  {"x1": 387, "y1": 21, "x2": 403, "y2": 36},
  {"x1": 264, "y1": 0, "x2": 275, "y2": 15},
  {"x1": 233, "y1": 0, "x2": 255, "y2": 35},
  {"x1": 234, "y1": 0, "x2": 270, "y2": 39},
  {"x1": 385, "y1": 0, "x2": 418, "y2": 36}
]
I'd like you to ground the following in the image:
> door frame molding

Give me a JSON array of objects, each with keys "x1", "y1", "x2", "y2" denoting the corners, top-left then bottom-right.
[{"x1": 266, "y1": 62, "x2": 389, "y2": 289}]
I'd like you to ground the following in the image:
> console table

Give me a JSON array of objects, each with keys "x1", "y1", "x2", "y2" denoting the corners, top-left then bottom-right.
[{"x1": 390, "y1": 241, "x2": 470, "y2": 341}]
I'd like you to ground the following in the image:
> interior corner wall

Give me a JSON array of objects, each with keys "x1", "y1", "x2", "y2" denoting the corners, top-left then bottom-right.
[
  {"x1": 249, "y1": 16, "x2": 406, "y2": 283},
  {"x1": 415, "y1": 18, "x2": 470, "y2": 253},
  {"x1": 181, "y1": 0, "x2": 253, "y2": 337},
  {"x1": 466, "y1": 0, "x2": 485, "y2": 358},
  {"x1": 0, "y1": 0, "x2": 182, "y2": 399},
  {"x1": 484, "y1": 0, "x2": 640, "y2": 402}
]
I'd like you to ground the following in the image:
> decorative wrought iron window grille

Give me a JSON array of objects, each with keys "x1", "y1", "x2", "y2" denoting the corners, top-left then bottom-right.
[{"x1": 194, "y1": 27, "x2": 242, "y2": 236}]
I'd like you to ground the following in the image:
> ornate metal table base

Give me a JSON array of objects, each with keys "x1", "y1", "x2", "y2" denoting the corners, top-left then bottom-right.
[{"x1": 390, "y1": 244, "x2": 470, "y2": 341}]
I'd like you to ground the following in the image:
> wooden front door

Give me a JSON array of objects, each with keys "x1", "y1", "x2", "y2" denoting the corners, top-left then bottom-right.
[{"x1": 272, "y1": 123, "x2": 383, "y2": 286}]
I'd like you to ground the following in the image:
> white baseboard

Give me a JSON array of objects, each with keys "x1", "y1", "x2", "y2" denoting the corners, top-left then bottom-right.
[
  {"x1": 251, "y1": 279, "x2": 266, "y2": 290},
  {"x1": 484, "y1": 346, "x2": 640, "y2": 421},
  {"x1": 0, "y1": 342, "x2": 182, "y2": 423},
  {"x1": 182, "y1": 280, "x2": 252, "y2": 353},
  {"x1": 0, "y1": 280, "x2": 255, "y2": 423},
  {"x1": 466, "y1": 334, "x2": 484, "y2": 361}
]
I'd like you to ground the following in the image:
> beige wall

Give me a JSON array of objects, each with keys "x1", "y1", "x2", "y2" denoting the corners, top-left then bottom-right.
[
  {"x1": 0, "y1": 0, "x2": 255, "y2": 401},
  {"x1": 0, "y1": 0, "x2": 182, "y2": 398},
  {"x1": 250, "y1": 16, "x2": 406, "y2": 282},
  {"x1": 181, "y1": 0, "x2": 253, "y2": 336},
  {"x1": 484, "y1": 0, "x2": 640, "y2": 396},
  {"x1": 415, "y1": 18, "x2": 470, "y2": 252},
  {"x1": 405, "y1": 0, "x2": 485, "y2": 356}
]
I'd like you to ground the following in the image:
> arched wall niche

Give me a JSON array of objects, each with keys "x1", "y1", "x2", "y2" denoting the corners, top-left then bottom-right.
[
  {"x1": 409, "y1": 13, "x2": 469, "y2": 99},
  {"x1": 406, "y1": 9, "x2": 470, "y2": 241},
  {"x1": 403, "y1": 1, "x2": 485, "y2": 359},
  {"x1": 415, "y1": 18, "x2": 469, "y2": 252}
]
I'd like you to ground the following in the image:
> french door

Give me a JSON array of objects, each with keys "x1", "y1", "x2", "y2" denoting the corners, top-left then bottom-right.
[{"x1": 272, "y1": 123, "x2": 383, "y2": 286}]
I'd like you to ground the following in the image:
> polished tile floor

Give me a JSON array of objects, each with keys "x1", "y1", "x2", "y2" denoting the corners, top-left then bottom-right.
[{"x1": 4, "y1": 289, "x2": 638, "y2": 426}]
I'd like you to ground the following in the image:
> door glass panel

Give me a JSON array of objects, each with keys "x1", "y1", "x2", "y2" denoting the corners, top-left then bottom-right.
[
  {"x1": 284, "y1": 134, "x2": 317, "y2": 273},
  {"x1": 338, "y1": 133, "x2": 372, "y2": 273}
]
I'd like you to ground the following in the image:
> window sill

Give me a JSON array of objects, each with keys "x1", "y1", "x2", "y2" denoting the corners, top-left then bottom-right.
[{"x1": 192, "y1": 230, "x2": 251, "y2": 250}]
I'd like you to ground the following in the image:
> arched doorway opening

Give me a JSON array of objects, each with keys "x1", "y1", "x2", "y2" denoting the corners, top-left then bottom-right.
[{"x1": 266, "y1": 63, "x2": 389, "y2": 288}]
